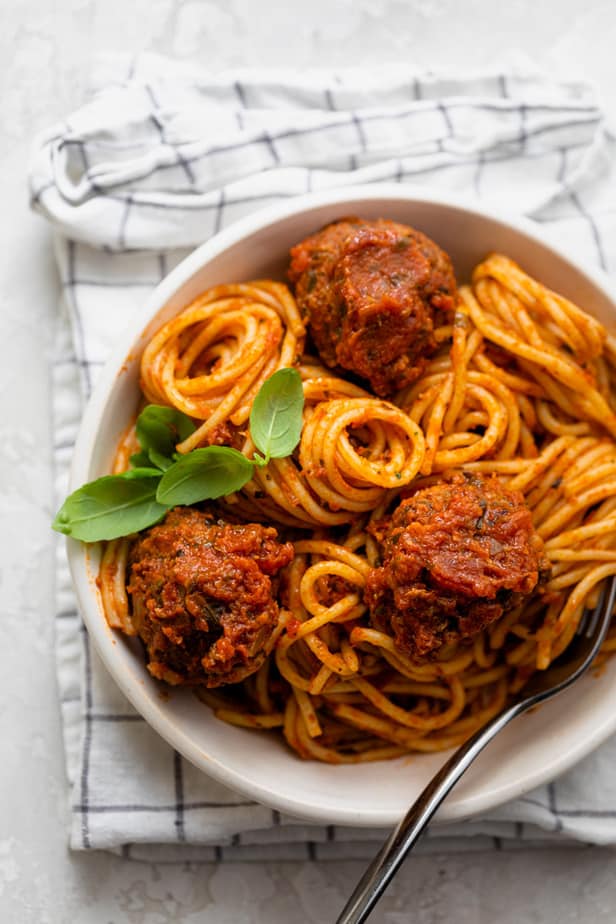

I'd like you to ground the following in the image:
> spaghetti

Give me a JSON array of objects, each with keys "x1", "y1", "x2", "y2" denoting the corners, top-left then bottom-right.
[{"x1": 100, "y1": 251, "x2": 616, "y2": 763}]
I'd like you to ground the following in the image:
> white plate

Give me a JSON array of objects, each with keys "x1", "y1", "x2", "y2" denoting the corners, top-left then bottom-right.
[{"x1": 67, "y1": 184, "x2": 616, "y2": 827}]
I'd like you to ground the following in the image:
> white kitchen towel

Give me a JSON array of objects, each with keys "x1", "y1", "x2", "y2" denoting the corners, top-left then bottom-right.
[{"x1": 31, "y1": 53, "x2": 616, "y2": 858}]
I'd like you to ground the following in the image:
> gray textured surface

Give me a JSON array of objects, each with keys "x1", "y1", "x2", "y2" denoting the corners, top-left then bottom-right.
[{"x1": 2, "y1": 1, "x2": 616, "y2": 921}]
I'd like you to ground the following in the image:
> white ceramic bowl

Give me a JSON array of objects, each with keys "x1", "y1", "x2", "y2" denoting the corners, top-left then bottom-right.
[{"x1": 68, "y1": 184, "x2": 616, "y2": 827}]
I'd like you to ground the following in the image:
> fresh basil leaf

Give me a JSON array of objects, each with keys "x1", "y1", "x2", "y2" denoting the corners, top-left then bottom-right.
[
  {"x1": 136, "y1": 405, "x2": 196, "y2": 457},
  {"x1": 131, "y1": 446, "x2": 174, "y2": 472},
  {"x1": 129, "y1": 451, "x2": 152, "y2": 469},
  {"x1": 156, "y1": 447, "x2": 254, "y2": 506},
  {"x1": 148, "y1": 448, "x2": 174, "y2": 471},
  {"x1": 52, "y1": 471, "x2": 168, "y2": 542},
  {"x1": 249, "y1": 367, "x2": 304, "y2": 461},
  {"x1": 123, "y1": 466, "x2": 165, "y2": 478}
]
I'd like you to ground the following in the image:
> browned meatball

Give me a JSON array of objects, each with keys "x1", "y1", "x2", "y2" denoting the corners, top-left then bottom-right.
[
  {"x1": 288, "y1": 217, "x2": 456, "y2": 396},
  {"x1": 364, "y1": 474, "x2": 550, "y2": 659},
  {"x1": 127, "y1": 508, "x2": 294, "y2": 687}
]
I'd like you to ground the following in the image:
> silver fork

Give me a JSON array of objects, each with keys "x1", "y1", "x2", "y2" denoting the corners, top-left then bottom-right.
[{"x1": 336, "y1": 575, "x2": 616, "y2": 924}]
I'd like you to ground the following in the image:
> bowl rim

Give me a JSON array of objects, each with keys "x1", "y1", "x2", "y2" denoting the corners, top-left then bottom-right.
[{"x1": 66, "y1": 182, "x2": 616, "y2": 827}]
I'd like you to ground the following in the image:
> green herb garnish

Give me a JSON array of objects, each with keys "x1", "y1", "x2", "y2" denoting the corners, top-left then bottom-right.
[
  {"x1": 156, "y1": 446, "x2": 255, "y2": 506},
  {"x1": 53, "y1": 368, "x2": 304, "y2": 543},
  {"x1": 52, "y1": 470, "x2": 168, "y2": 542},
  {"x1": 249, "y1": 367, "x2": 305, "y2": 466},
  {"x1": 136, "y1": 404, "x2": 196, "y2": 457}
]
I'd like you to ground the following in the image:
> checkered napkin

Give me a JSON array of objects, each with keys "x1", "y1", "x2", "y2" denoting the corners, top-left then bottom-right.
[{"x1": 31, "y1": 54, "x2": 616, "y2": 859}]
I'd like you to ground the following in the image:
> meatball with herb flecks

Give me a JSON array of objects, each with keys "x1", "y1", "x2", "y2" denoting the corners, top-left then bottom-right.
[
  {"x1": 288, "y1": 217, "x2": 456, "y2": 396},
  {"x1": 127, "y1": 508, "x2": 294, "y2": 687},
  {"x1": 364, "y1": 474, "x2": 550, "y2": 659}
]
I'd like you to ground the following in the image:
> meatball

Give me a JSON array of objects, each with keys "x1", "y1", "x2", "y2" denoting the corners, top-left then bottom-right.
[
  {"x1": 127, "y1": 508, "x2": 294, "y2": 687},
  {"x1": 364, "y1": 474, "x2": 550, "y2": 659},
  {"x1": 288, "y1": 217, "x2": 456, "y2": 396}
]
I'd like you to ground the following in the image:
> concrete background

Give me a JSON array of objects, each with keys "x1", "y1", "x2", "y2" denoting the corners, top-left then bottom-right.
[{"x1": 2, "y1": 0, "x2": 616, "y2": 921}]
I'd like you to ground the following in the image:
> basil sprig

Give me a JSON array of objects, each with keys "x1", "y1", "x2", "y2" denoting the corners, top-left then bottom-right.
[{"x1": 53, "y1": 368, "x2": 304, "y2": 542}]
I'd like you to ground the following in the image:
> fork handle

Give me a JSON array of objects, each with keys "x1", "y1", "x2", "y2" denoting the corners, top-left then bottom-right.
[{"x1": 335, "y1": 701, "x2": 522, "y2": 924}]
